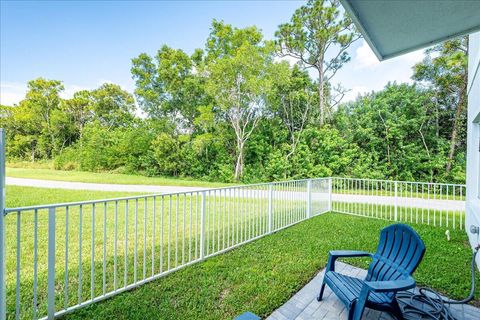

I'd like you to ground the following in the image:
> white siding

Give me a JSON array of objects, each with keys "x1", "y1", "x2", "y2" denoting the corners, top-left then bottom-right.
[{"x1": 466, "y1": 31, "x2": 480, "y2": 267}]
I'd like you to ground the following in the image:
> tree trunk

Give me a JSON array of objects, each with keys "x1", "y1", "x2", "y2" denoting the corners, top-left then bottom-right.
[
  {"x1": 446, "y1": 79, "x2": 467, "y2": 173},
  {"x1": 234, "y1": 140, "x2": 244, "y2": 181},
  {"x1": 434, "y1": 97, "x2": 440, "y2": 138},
  {"x1": 378, "y1": 112, "x2": 391, "y2": 164},
  {"x1": 31, "y1": 142, "x2": 35, "y2": 162},
  {"x1": 318, "y1": 66, "x2": 325, "y2": 127}
]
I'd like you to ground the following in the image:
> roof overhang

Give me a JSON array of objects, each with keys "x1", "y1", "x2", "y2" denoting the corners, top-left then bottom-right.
[{"x1": 340, "y1": 0, "x2": 480, "y2": 61}]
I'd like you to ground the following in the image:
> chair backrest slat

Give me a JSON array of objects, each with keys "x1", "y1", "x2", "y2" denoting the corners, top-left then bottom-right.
[{"x1": 366, "y1": 224, "x2": 425, "y2": 285}]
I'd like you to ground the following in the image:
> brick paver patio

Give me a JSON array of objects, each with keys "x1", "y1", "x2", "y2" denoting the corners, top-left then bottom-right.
[{"x1": 267, "y1": 262, "x2": 479, "y2": 320}]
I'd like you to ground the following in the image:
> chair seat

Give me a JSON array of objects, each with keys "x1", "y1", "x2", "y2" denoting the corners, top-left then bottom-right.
[{"x1": 324, "y1": 271, "x2": 393, "y2": 308}]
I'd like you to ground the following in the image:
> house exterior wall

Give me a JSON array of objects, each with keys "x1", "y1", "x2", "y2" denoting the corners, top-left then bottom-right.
[{"x1": 466, "y1": 31, "x2": 480, "y2": 267}]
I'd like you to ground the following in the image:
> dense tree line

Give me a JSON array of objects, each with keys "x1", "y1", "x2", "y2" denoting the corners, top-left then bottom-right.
[{"x1": 0, "y1": 0, "x2": 467, "y2": 184}]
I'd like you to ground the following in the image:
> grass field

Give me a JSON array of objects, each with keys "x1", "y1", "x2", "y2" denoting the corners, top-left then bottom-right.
[
  {"x1": 6, "y1": 167, "x2": 234, "y2": 188},
  {"x1": 65, "y1": 213, "x2": 479, "y2": 320},
  {"x1": 331, "y1": 182, "x2": 466, "y2": 201},
  {"x1": 332, "y1": 200, "x2": 465, "y2": 230},
  {"x1": 6, "y1": 186, "x2": 142, "y2": 208}
]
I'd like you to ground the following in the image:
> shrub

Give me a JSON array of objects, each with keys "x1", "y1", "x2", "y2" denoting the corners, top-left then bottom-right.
[
  {"x1": 150, "y1": 133, "x2": 180, "y2": 176},
  {"x1": 54, "y1": 146, "x2": 79, "y2": 170}
]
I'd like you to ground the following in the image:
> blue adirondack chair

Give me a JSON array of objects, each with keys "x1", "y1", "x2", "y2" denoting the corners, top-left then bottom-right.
[{"x1": 317, "y1": 224, "x2": 425, "y2": 320}]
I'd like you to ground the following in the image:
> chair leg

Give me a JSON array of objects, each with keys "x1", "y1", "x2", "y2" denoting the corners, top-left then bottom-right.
[
  {"x1": 389, "y1": 300, "x2": 404, "y2": 320},
  {"x1": 317, "y1": 282, "x2": 326, "y2": 301},
  {"x1": 351, "y1": 296, "x2": 368, "y2": 320},
  {"x1": 347, "y1": 303, "x2": 355, "y2": 320}
]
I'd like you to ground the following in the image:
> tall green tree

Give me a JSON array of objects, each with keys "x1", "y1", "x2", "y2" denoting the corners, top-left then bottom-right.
[
  {"x1": 63, "y1": 90, "x2": 93, "y2": 139},
  {"x1": 131, "y1": 45, "x2": 209, "y2": 129},
  {"x1": 334, "y1": 83, "x2": 452, "y2": 181},
  {"x1": 413, "y1": 37, "x2": 468, "y2": 173},
  {"x1": 88, "y1": 83, "x2": 136, "y2": 128},
  {"x1": 204, "y1": 20, "x2": 274, "y2": 180},
  {"x1": 268, "y1": 64, "x2": 318, "y2": 160},
  {"x1": 275, "y1": 0, "x2": 360, "y2": 126},
  {"x1": 12, "y1": 78, "x2": 65, "y2": 159}
]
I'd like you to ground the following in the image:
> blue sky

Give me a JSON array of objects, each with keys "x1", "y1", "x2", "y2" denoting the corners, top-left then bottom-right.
[{"x1": 0, "y1": 0, "x2": 426, "y2": 105}]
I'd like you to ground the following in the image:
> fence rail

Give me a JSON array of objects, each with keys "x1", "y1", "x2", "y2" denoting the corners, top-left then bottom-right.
[{"x1": 0, "y1": 160, "x2": 467, "y2": 319}]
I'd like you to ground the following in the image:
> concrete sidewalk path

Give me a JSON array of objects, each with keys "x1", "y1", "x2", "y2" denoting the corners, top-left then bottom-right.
[
  {"x1": 6, "y1": 177, "x2": 208, "y2": 194},
  {"x1": 6, "y1": 177, "x2": 465, "y2": 212}
]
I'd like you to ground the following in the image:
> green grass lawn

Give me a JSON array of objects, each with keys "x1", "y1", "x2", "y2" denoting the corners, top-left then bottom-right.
[
  {"x1": 62, "y1": 212, "x2": 478, "y2": 320},
  {"x1": 6, "y1": 167, "x2": 234, "y2": 188},
  {"x1": 332, "y1": 200, "x2": 465, "y2": 230},
  {"x1": 6, "y1": 186, "x2": 142, "y2": 208}
]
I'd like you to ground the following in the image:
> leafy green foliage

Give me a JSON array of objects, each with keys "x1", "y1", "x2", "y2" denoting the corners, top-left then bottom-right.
[
  {"x1": 151, "y1": 132, "x2": 180, "y2": 176},
  {"x1": 204, "y1": 20, "x2": 275, "y2": 180},
  {"x1": 413, "y1": 37, "x2": 468, "y2": 174},
  {"x1": 131, "y1": 45, "x2": 210, "y2": 128},
  {"x1": 4, "y1": 78, "x2": 66, "y2": 159},
  {"x1": 275, "y1": 0, "x2": 361, "y2": 125},
  {"x1": 334, "y1": 83, "x2": 465, "y2": 182}
]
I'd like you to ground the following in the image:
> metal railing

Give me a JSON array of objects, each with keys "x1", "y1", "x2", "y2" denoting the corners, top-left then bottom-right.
[
  {"x1": 331, "y1": 177, "x2": 466, "y2": 230},
  {"x1": 1, "y1": 177, "x2": 330, "y2": 319}
]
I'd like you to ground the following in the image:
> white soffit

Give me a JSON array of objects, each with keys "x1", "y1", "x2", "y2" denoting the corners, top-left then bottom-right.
[{"x1": 340, "y1": 0, "x2": 480, "y2": 60}]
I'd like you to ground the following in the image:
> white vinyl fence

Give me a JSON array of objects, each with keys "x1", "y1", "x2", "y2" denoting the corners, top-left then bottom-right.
[
  {"x1": 331, "y1": 177, "x2": 466, "y2": 230},
  {"x1": 0, "y1": 176, "x2": 330, "y2": 319}
]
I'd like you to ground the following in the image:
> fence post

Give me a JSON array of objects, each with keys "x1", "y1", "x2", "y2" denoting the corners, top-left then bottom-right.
[
  {"x1": 328, "y1": 178, "x2": 333, "y2": 212},
  {"x1": 47, "y1": 207, "x2": 56, "y2": 319},
  {"x1": 306, "y1": 180, "x2": 312, "y2": 218},
  {"x1": 268, "y1": 184, "x2": 273, "y2": 233},
  {"x1": 199, "y1": 191, "x2": 206, "y2": 260},
  {"x1": 0, "y1": 129, "x2": 6, "y2": 320},
  {"x1": 394, "y1": 181, "x2": 398, "y2": 221}
]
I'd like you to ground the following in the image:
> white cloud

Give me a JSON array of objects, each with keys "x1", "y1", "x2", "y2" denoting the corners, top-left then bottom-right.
[
  {"x1": 97, "y1": 79, "x2": 114, "y2": 85},
  {"x1": 354, "y1": 41, "x2": 424, "y2": 70},
  {"x1": 60, "y1": 84, "x2": 91, "y2": 100},
  {"x1": 97, "y1": 78, "x2": 135, "y2": 93},
  {"x1": 355, "y1": 42, "x2": 380, "y2": 69},
  {"x1": 0, "y1": 82, "x2": 27, "y2": 106},
  {"x1": 335, "y1": 40, "x2": 426, "y2": 102},
  {"x1": 274, "y1": 54, "x2": 299, "y2": 67},
  {"x1": 343, "y1": 85, "x2": 370, "y2": 102},
  {"x1": 0, "y1": 81, "x2": 93, "y2": 105},
  {"x1": 400, "y1": 49, "x2": 425, "y2": 65}
]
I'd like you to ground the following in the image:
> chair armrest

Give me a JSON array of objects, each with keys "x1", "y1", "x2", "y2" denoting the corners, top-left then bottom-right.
[
  {"x1": 329, "y1": 250, "x2": 372, "y2": 258},
  {"x1": 364, "y1": 276, "x2": 416, "y2": 293},
  {"x1": 352, "y1": 276, "x2": 416, "y2": 317},
  {"x1": 326, "y1": 251, "x2": 372, "y2": 272}
]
